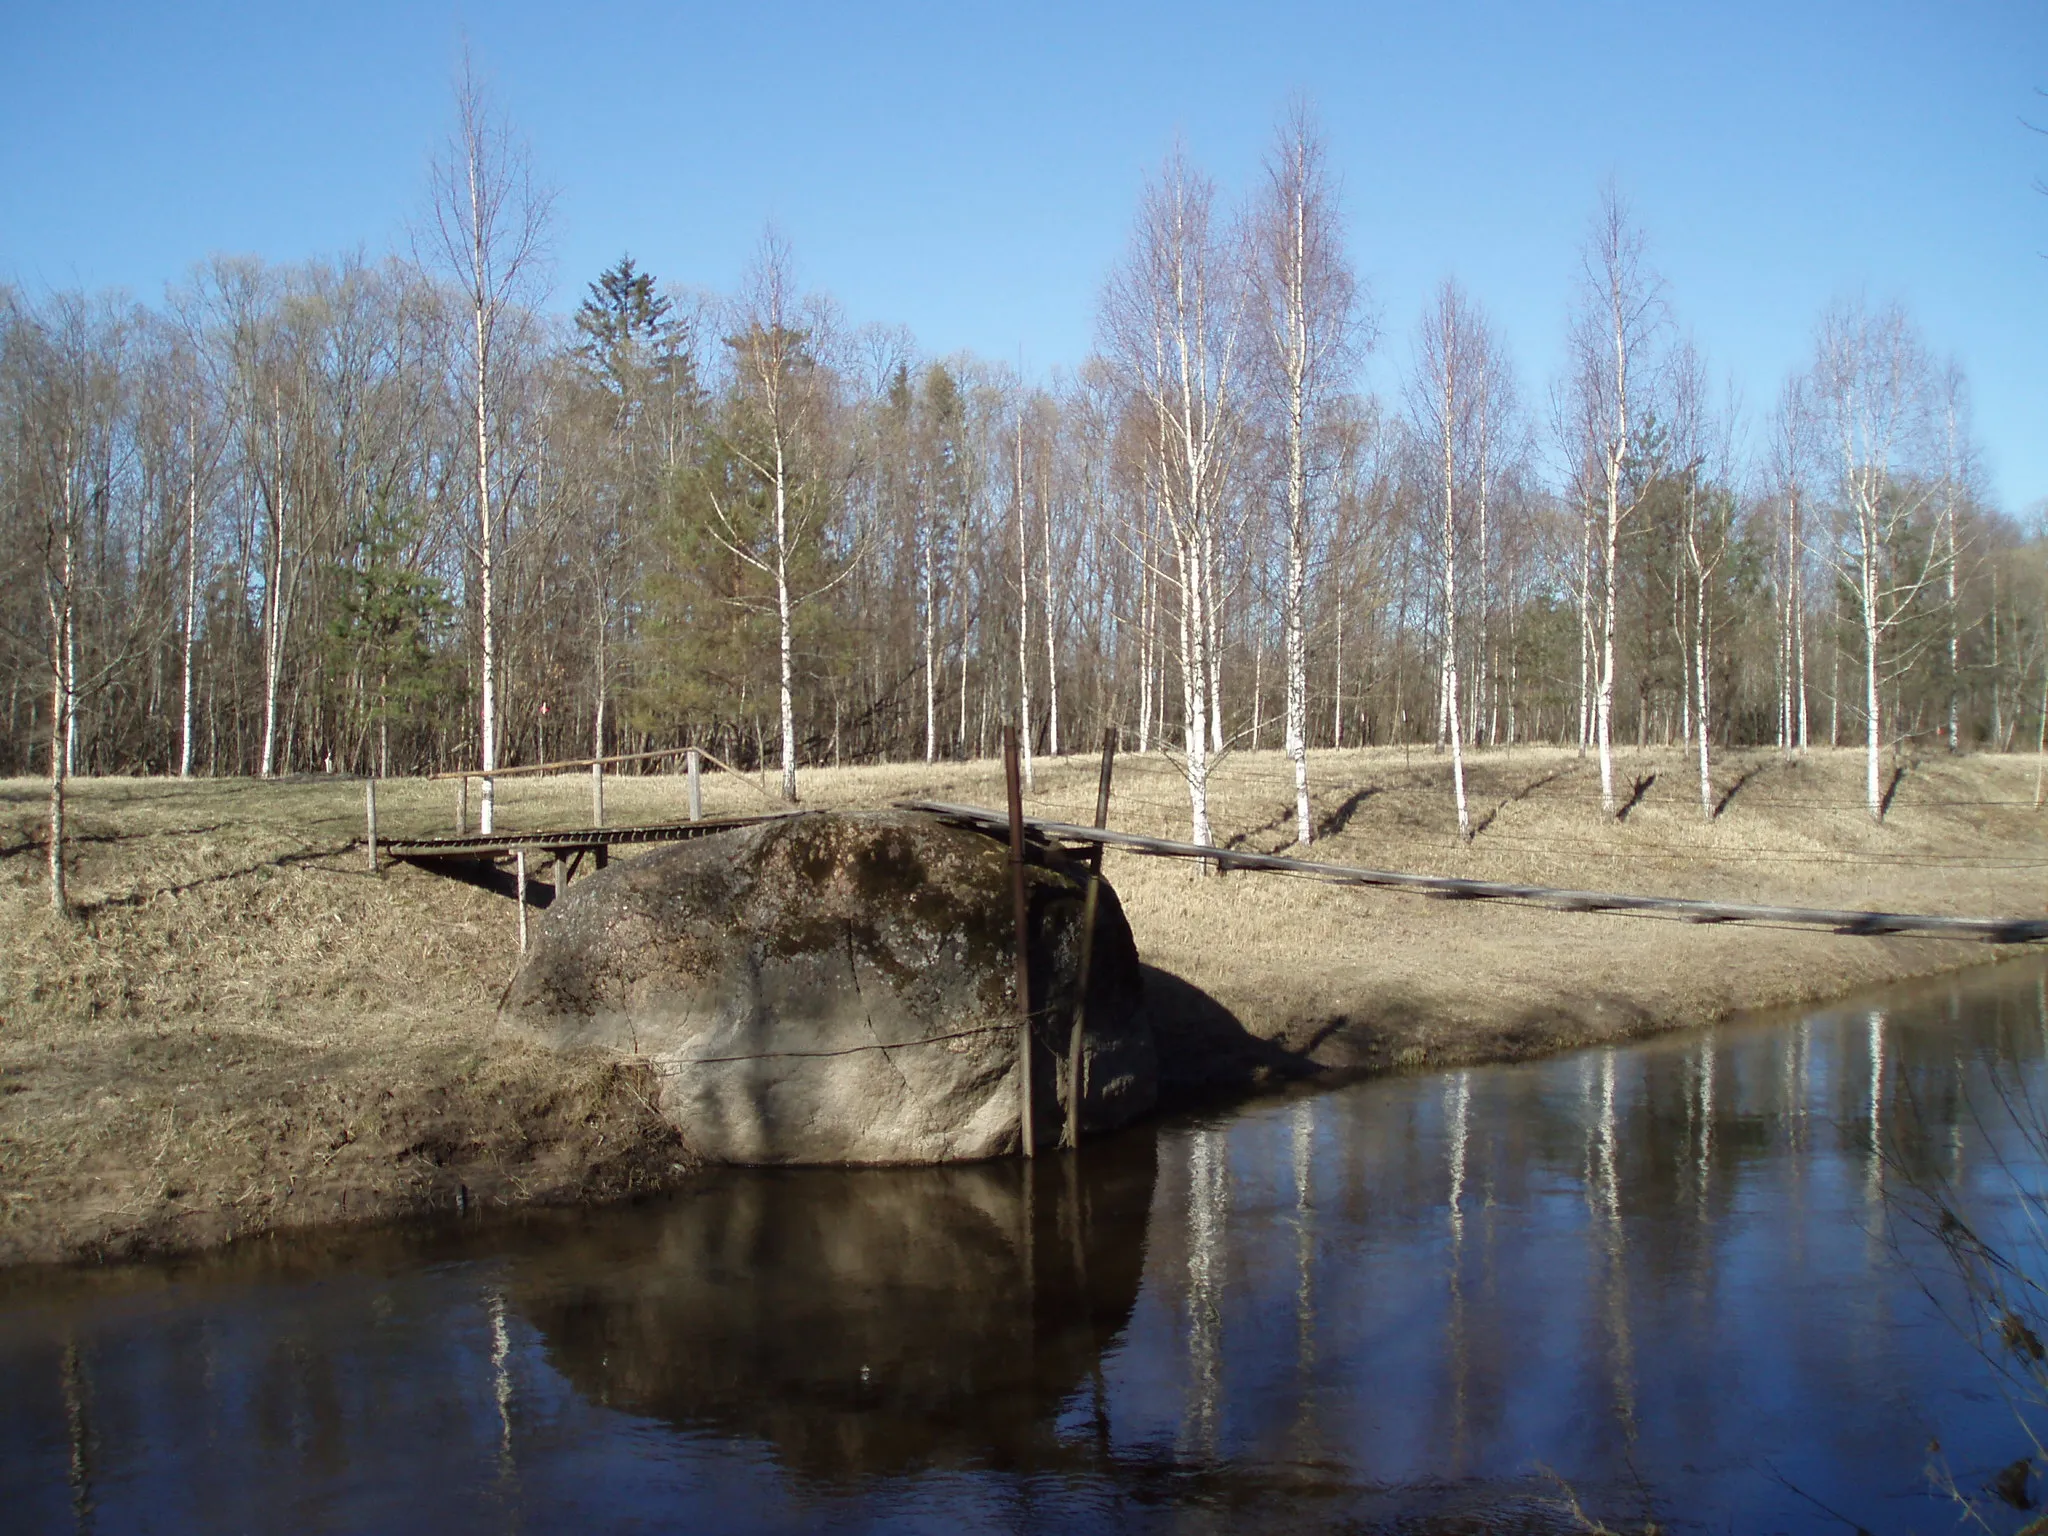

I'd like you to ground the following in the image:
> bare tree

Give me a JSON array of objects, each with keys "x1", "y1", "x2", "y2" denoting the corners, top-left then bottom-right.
[
  {"x1": 1409, "y1": 280, "x2": 1488, "y2": 839},
  {"x1": 1767, "y1": 380, "x2": 1814, "y2": 759},
  {"x1": 1670, "y1": 342, "x2": 1734, "y2": 818},
  {"x1": 1565, "y1": 187, "x2": 1665, "y2": 815},
  {"x1": 1248, "y1": 101, "x2": 1363, "y2": 844},
  {"x1": 3, "y1": 294, "x2": 134, "y2": 910},
  {"x1": 702, "y1": 232, "x2": 849, "y2": 802},
  {"x1": 1936, "y1": 363, "x2": 1977, "y2": 751},
  {"x1": 1101, "y1": 146, "x2": 1245, "y2": 852},
  {"x1": 1807, "y1": 298, "x2": 1948, "y2": 820},
  {"x1": 419, "y1": 52, "x2": 552, "y2": 833}
]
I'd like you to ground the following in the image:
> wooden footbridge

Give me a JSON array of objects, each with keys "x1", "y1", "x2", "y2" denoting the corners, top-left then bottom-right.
[{"x1": 367, "y1": 759, "x2": 2048, "y2": 947}]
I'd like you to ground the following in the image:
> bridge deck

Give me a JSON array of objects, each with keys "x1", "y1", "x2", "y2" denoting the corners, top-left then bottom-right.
[{"x1": 381, "y1": 812, "x2": 792, "y2": 862}]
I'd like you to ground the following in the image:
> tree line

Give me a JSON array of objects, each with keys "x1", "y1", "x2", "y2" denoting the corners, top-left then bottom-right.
[{"x1": 6, "y1": 82, "x2": 2043, "y2": 896}]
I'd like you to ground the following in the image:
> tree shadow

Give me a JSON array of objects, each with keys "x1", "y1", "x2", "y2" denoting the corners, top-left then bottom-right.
[
  {"x1": 0, "y1": 824, "x2": 232, "y2": 860},
  {"x1": 1221, "y1": 804, "x2": 1300, "y2": 855},
  {"x1": 1712, "y1": 765, "x2": 1763, "y2": 820},
  {"x1": 1880, "y1": 762, "x2": 1907, "y2": 820},
  {"x1": 1470, "y1": 767, "x2": 1573, "y2": 838},
  {"x1": 1315, "y1": 786, "x2": 1380, "y2": 841},
  {"x1": 73, "y1": 843, "x2": 354, "y2": 914},
  {"x1": 1614, "y1": 773, "x2": 1656, "y2": 822}
]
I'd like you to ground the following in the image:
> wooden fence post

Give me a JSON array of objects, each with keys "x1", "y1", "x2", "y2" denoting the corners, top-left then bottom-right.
[
  {"x1": 1005, "y1": 726, "x2": 1035, "y2": 1159},
  {"x1": 688, "y1": 747, "x2": 703, "y2": 822},
  {"x1": 365, "y1": 777, "x2": 379, "y2": 873},
  {"x1": 1066, "y1": 726, "x2": 1117, "y2": 1150},
  {"x1": 515, "y1": 850, "x2": 529, "y2": 954}
]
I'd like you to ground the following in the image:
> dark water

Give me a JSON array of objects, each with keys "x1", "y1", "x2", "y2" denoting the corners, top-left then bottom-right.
[{"x1": 9, "y1": 960, "x2": 2048, "y2": 1534}]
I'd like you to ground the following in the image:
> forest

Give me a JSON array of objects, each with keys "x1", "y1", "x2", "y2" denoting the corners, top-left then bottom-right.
[{"x1": 5, "y1": 87, "x2": 2042, "y2": 852}]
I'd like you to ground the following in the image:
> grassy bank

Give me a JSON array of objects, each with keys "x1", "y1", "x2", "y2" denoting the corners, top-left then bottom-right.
[{"x1": 3, "y1": 744, "x2": 2042, "y2": 1267}]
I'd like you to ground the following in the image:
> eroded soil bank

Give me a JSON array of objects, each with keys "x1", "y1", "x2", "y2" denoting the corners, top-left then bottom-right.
[{"x1": 3, "y1": 746, "x2": 2041, "y2": 1267}]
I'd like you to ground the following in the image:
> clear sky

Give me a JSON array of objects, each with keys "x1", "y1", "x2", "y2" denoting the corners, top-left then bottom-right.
[{"x1": 4, "y1": 1, "x2": 2042, "y2": 512}]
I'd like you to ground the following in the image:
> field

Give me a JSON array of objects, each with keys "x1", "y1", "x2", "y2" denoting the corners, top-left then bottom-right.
[{"x1": 3, "y1": 742, "x2": 2043, "y2": 1267}]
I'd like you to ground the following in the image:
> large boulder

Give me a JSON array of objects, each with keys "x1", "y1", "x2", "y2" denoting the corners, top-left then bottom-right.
[{"x1": 500, "y1": 810, "x2": 1155, "y2": 1164}]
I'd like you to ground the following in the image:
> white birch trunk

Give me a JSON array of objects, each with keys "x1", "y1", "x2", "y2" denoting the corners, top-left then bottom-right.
[
  {"x1": 1945, "y1": 491, "x2": 1960, "y2": 750},
  {"x1": 180, "y1": 415, "x2": 199, "y2": 780},
  {"x1": 1443, "y1": 500, "x2": 1470, "y2": 840},
  {"x1": 1577, "y1": 502, "x2": 1594, "y2": 754},
  {"x1": 1177, "y1": 525, "x2": 1212, "y2": 850},
  {"x1": 1332, "y1": 602, "x2": 1344, "y2": 750},
  {"x1": 473, "y1": 252, "x2": 499, "y2": 835},
  {"x1": 1696, "y1": 564, "x2": 1713, "y2": 819},
  {"x1": 1202, "y1": 521, "x2": 1223, "y2": 756},
  {"x1": 47, "y1": 459, "x2": 76, "y2": 912},
  {"x1": 1862, "y1": 539, "x2": 1883, "y2": 820},
  {"x1": 775, "y1": 432, "x2": 798, "y2": 803},
  {"x1": 1042, "y1": 470, "x2": 1059, "y2": 757},
  {"x1": 1013, "y1": 419, "x2": 1033, "y2": 791},
  {"x1": 923, "y1": 545, "x2": 937, "y2": 764},
  {"x1": 1596, "y1": 458, "x2": 1621, "y2": 814}
]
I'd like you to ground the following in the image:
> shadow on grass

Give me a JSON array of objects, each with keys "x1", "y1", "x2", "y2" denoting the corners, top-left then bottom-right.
[
  {"x1": 1471, "y1": 766, "x2": 1574, "y2": 838},
  {"x1": 1880, "y1": 762, "x2": 1907, "y2": 819},
  {"x1": 0, "y1": 824, "x2": 234, "y2": 860},
  {"x1": 1316, "y1": 786, "x2": 1380, "y2": 841},
  {"x1": 1713, "y1": 764, "x2": 1764, "y2": 819},
  {"x1": 1615, "y1": 773, "x2": 1657, "y2": 822},
  {"x1": 73, "y1": 843, "x2": 355, "y2": 914}
]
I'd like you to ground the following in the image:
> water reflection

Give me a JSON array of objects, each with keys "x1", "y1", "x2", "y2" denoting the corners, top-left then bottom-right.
[
  {"x1": 511, "y1": 1142, "x2": 1155, "y2": 1478},
  {"x1": 5, "y1": 957, "x2": 2048, "y2": 1532}
]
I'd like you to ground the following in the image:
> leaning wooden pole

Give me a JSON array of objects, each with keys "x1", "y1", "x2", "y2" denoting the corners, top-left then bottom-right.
[
  {"x1": 1005, "y1": 726, "x2": 1035, "y2": 1159},
  {"x1": 1066, "y1": 726, "x2": 1117, "y2": 1150},
  {"x1": 514, "y1": 850, "x2": 529, "y2": 954}
]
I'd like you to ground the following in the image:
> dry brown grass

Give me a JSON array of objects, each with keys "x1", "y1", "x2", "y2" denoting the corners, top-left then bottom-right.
[{"x1": 2, "y1": 742, "x2": 2043, "y2": 1266}]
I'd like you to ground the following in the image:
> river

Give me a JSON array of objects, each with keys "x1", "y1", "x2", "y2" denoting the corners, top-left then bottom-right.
[{"x1": 7, "y1": 957, "x2": 2048, "y2": 1533}]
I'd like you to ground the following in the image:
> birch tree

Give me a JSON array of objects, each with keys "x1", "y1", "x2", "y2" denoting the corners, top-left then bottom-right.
[
  {"x1": 1807, "y1": 299, "x2": 1947, "y2": 820},
  {"x1": 420, "y1": 56, "x2": 552, "y2": 833},
  {"x1": 703, "y1": 233, "x2": 847, "y2": 802},
  {"x1": 1101, "y1": 148, "x2": 1244, "y2": 852},
  {"x1": 1409, "y1": 280, "x2": 1485, "y2": 839},
  {"x1": 1937, "y1": 363, "x2": 1975, "y2": 751},
  {"x1": 1249, "y1": 102, "x2": 1362, "y2": 844},
  {"x1": 1767, "y1": 381, "x2": 1813, "y2": 758},
  {"x1": 1566, "y1": 188, "x2": 1665, "y2": 815},
  {"x1": 1670, "y1": 343, "x2": 1733, "y2": 818}
]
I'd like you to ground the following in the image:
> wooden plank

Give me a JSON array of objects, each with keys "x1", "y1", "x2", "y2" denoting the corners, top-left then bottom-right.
[
  {"x1": 1005, "y1": 729, "x2": 1035, "y2": 1160},
  {"x1": 1067, "y1": 726, "x2": 1117, "y2": 1151},
  {"x1": 383, "y1": 812, "x2": 793, "y2": 861},
  {"x1": 898, "y1": 800, "x2": 2048, "y2": 946},
  {"x1": 515, "y1": 851, "x2": 529, "y2": 954}
]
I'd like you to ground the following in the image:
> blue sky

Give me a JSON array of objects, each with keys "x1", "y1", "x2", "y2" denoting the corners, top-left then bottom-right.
[{"x1": 4, "y1": 1, "x2": 2042, "y2": 511}]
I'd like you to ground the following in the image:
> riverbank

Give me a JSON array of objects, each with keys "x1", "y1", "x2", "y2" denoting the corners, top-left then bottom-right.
[{"x1": 3, "y1": 745, "x2": 2042, "y2": 1266}]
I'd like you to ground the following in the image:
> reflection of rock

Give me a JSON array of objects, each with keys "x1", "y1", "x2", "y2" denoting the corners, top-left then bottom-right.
[
  {"x1": 512, "y1": 1134, "x2": 1157, "y2": 1478},
  {"x1": 502, "y1": 811, "x2": 1155, "y2": 1164}
]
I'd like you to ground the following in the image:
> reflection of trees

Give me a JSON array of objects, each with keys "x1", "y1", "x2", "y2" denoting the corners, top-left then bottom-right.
[
  {"x1": 512, "y1": 1136, "x2": 1156, "y2": 1480},
  {"x1": 1886, "y1": 967, "x2": 2048, "y2": 1521}
]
